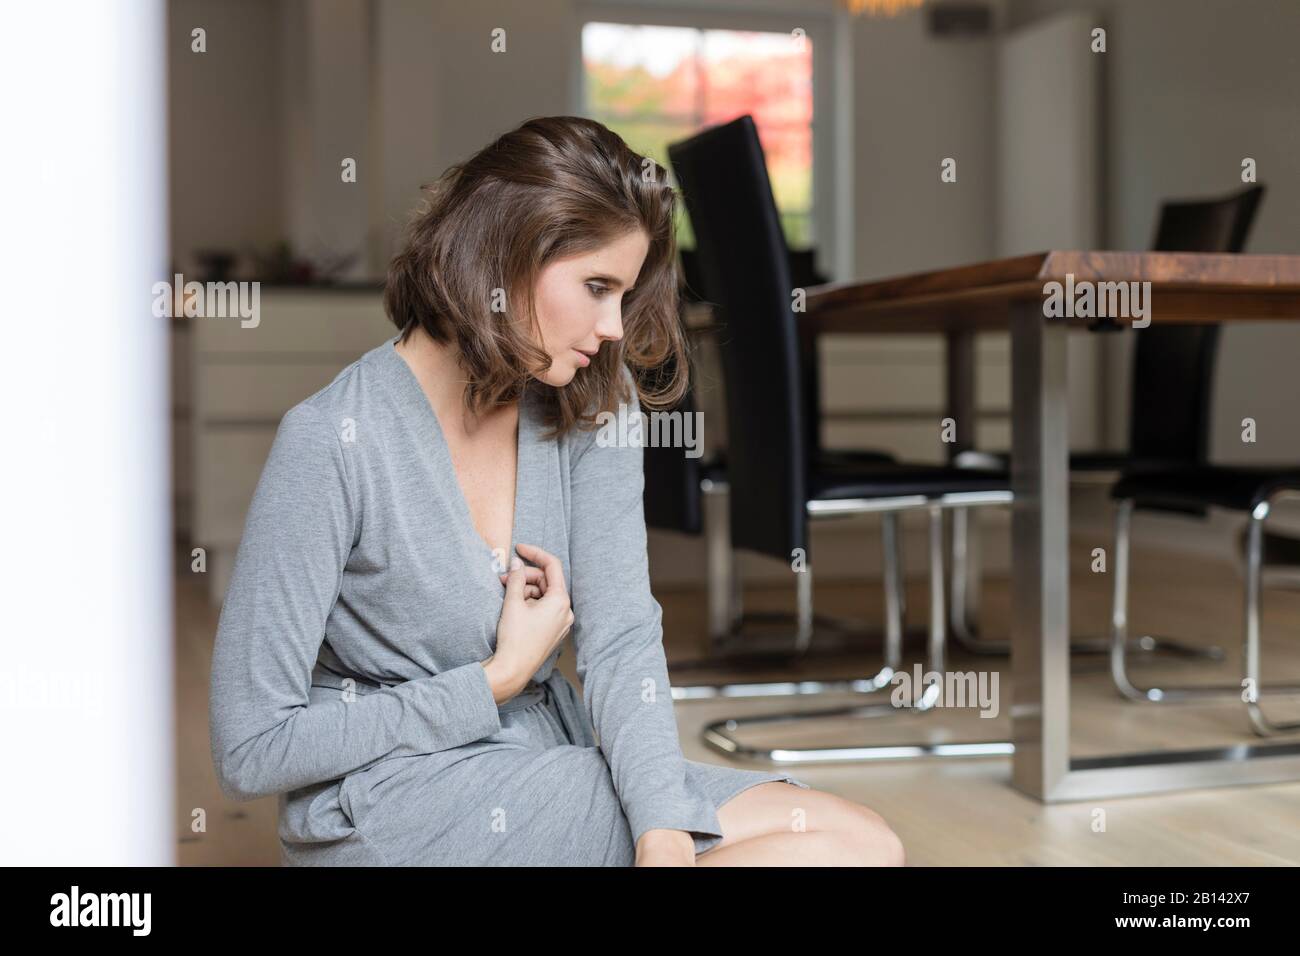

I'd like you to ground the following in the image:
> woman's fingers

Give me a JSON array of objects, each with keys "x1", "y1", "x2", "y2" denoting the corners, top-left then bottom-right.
[
  {"x1": 499, "y1": 544, "x2": 566, "y2": 609},
  {"x1": 498, "y1": 575, "x2": 541, "y2": 601},
  {"x1": 498, "y1": 565, "x2": 547, "y2": 595},
  {"x1": 514, "y1": 542, "x2": 568, "y2": 596}
]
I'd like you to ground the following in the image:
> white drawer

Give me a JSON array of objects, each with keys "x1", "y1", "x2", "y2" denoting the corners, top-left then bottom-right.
[
  {"x1": 191, "y1": 288, "x2": 393, "y2": 354},
  {"x1": 196, "y1": 361, "x2": 360, "y2": 420},
  {"x1": 193, "y1": 427, "x2": 278, "y2": 547}
]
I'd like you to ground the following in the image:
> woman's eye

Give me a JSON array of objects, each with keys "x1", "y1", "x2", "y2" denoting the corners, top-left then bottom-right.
[{"x1": 585, "y1": 283, "x2": 609, "y2": 299}]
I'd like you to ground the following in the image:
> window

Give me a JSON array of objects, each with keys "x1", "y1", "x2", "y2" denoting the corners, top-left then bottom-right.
[{"x1": 581, "y1": 22, "x2": 814, "y2": 250}]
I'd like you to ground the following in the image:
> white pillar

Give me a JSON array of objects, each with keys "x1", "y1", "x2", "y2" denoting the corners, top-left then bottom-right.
[{"x1": 0, "y1": 0, "x2": 173, "y2": 864}]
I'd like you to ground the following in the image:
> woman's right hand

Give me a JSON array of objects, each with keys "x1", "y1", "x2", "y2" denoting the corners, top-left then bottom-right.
[{"x1": 485, "y1": 543, "x2": 573, "y2": 702}]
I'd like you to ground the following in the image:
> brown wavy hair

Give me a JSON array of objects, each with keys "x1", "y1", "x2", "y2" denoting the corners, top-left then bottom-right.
[{"x1": 383, "y1": 115, "x2": 690, "y2": 442}]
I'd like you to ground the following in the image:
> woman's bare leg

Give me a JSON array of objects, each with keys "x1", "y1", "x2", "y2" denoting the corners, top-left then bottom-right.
[
  {"x1": 694, "y1": 781, "x2": 905, "y2": 867},
  {"x1": 696, "y1": 829, "x2": 891, "y2": 866}
]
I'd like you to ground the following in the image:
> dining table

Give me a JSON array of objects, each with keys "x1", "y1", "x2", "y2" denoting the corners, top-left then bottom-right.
[{"x1": 803, "y1": 250, "x2": 1300, "y2": 802}]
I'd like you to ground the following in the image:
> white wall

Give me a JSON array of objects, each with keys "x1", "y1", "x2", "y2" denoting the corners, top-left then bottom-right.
[
  {"x1": 1008, "y1": 0, "x2": 1300, "y2": 466},
  {"x1": 169, "y1": 0, "x2": 284, "y2": 277},
  {"x1": 281, "y1": 0, "x2": 373, "y2": 279},
  {"x1": 995, "y1": 11, "x2": 1104, "y2": 450},
  {"x1": 373, "y1": 0, "x2": 443, "y2": 270},
  {"x1": 169, "y1": 0, "x2": 1003, "y2": 281},
  {"x1": 851, "y1": 6, "x2": 998, "y2": 279}
]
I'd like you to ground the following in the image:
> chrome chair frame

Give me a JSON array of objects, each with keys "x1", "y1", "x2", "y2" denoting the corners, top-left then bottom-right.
[
  {"x1": 1109, "y1": 494, "x2": 1300, "y2": 736},
  {"x1": 947, "y1": 456, "x2": 1224, "y2": 663},
  {"x1": 692, "y1": 476, "x2": 905, "y2": 663},
  {"x1": 674, "y1": 491, "x2": 1017, "y2": 765},
  {"x1": 673, "y1": 483, "x2": 914, "y2": 698}
]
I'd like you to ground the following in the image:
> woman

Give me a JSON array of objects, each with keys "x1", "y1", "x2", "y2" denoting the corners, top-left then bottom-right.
[{"x1": 208, "y1": 115, "x2": 904, "y2": 867}]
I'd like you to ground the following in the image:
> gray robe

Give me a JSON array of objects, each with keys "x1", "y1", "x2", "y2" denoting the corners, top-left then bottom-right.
[{"x1": 208, "y1": 333, "x2": 808, "y2": 865}]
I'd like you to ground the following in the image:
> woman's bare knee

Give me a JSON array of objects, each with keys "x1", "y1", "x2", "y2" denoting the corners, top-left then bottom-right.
[
  {"x1": 772, "y1": 789, "x2": 904, "y2": 866},
  {"x1": 844, "y1": 806, "x2": 905, "y2": 866},
  {"x1": 713, "y1": 783, "x2": 904, "y2": 865},
  {"x1": 814, "y1": 797, "x2": 905, "y2": 866}
]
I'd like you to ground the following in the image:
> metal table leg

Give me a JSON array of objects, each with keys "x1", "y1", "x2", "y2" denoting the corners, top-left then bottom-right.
[
  {"x1": 1009, "y1": 303, "x2": 1072, "y2": 799},
  {"x1": 1008, "y1": 305, "x2": 1300, "y2": 801}
]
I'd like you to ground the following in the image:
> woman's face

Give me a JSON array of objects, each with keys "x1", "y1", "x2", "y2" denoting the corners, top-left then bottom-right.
[{"x1": 528, "y1": 228, "x2": 650, "y2": 387}]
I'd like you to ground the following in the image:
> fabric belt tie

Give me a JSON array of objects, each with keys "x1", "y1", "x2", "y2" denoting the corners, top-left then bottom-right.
[{"x1": 497, "y1": 679, "x2": 548, "y2": 714}]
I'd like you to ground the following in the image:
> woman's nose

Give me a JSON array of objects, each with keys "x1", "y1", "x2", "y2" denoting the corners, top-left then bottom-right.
[{"x1": 595, "y1": 308, "x2": 623, "y2": 342}]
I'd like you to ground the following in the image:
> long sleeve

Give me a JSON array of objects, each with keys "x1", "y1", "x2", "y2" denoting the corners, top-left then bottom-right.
[
  {"x1": 569, "y1": 369, "x2": 721, "y2": 847},
  {"x1": 208, "y1": 401, "x2": 502, "y2": 802}
]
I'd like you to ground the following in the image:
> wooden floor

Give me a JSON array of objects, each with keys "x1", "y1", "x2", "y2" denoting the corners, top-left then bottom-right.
[{"x1": 176, "y1": 540, "x2": 1300, "y2": 866}]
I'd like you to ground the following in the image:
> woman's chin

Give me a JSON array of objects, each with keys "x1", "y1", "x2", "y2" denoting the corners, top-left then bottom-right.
[{"x1": 537, "y1": 366, "x2": 577, "y2": 388}]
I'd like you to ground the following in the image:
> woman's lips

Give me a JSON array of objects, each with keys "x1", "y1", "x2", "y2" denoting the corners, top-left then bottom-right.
[{"x1": 572, "y1": 349, "x2": 591, "y2": 366}]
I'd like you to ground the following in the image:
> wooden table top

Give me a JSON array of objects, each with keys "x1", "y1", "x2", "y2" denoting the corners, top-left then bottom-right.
[{"x1": 802, "y1": 251, "x2": 1300, "y2": 334}]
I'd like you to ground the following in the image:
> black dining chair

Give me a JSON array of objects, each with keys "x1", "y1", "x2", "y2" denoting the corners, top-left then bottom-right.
[
  {"x1": 643, "y1": 360, "x2": 894, "y2": 660},
  {"x1": 1098, "y1": 187, "x2": 1300, "y2": 735},
  {"x1": 638, "y1": 314, "x2": 722, "y2": 624},
  {"x1": 952, "y1": 184, "x2": 1267, "y2": 661},
  {"x1": 682, "y1": 245, "x2": 865, "y2": 482},
  {"x1": 666, "y1": 114, "x2": 1013, "y2": 762},
  {"x1": 661, "y1": 254, "x2": 903, "y2": 652}
]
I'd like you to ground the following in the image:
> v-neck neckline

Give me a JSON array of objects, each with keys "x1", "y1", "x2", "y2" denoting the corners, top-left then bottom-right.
[{"x1": 378, "y1": 334, "x2": 529, "y2": 577}]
